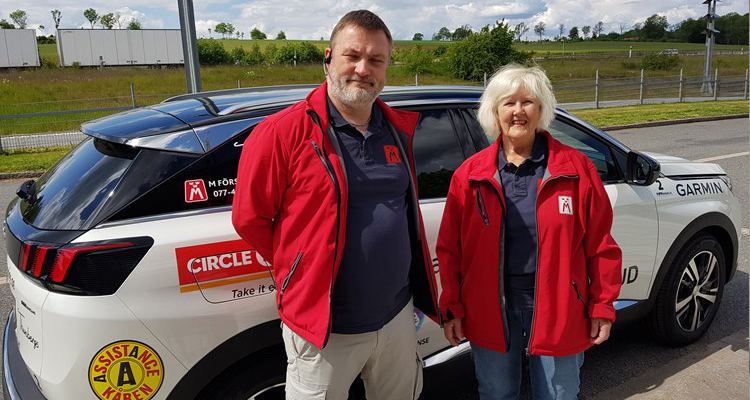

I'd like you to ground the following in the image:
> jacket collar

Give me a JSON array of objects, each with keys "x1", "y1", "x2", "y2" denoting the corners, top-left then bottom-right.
[
  {"x1": 305, "y1": 81, "x2": 419, "y2": 136},
  {"x1": 469, "y1": 130, "x2": 578, "y2": 182}
]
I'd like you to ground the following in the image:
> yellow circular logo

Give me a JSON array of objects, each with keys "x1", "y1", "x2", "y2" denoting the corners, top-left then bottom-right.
[{"x1": 89, "y1": 341, "x2": 164, "y2": 400}]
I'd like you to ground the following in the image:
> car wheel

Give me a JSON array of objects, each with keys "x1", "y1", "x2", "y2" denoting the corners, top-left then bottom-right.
[
  {"x1": 198, "y1": 347, "x2": 287, "y2": 400},
  {"x1": 649, "y1": 233, "x2": 725, "y2": 346}
]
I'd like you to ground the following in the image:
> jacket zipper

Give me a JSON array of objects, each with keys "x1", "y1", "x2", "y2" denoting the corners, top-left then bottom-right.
[
  {"x1": 474, "y1": 178, "x2": 511, "y2": 353},
  {"x1": 308, "y1": 110, "x2": 342, "y2": 348},
  {"x1": 475, "y1": 189, "x2": 490, "y2": 226},
  {"x1": 278, "y1": 252, "x2": 303, "y2": 310},
  {"x1": 571, "y1": 281, "x2": 590, "y2": 319},
  {"x1": 526, "y1": 174, "x2": 578, "y2": 357}
]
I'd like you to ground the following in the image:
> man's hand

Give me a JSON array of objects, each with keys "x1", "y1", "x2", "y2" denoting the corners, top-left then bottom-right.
[
  {"x1": 443, "y1": 318, "x2": 464, "y2": 346},
  {"x1": 590, "y1": 318, "x2": 612, "y2": 344}
]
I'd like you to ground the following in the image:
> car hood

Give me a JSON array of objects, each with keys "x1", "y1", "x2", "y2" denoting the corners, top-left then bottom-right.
[{"x1": 644, "y1": 152, "x2": 726, "y2": 177}]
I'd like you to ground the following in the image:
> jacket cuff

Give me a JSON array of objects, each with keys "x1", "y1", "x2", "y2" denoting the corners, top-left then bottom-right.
[
  {"x1": 589, "y1": 303, "x2": 616, "y2": 323},
  {"x1": 442, "y1": 304, "x2": 465, "y2": 321}
]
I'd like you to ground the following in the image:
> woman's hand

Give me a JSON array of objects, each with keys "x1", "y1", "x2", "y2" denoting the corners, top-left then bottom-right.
[
  {"x1": 443, "y1": 318, "x2": 465, "y2": 346},
  {"x1": 590, "y1": 318, "x2": 612, "y2": 344}
]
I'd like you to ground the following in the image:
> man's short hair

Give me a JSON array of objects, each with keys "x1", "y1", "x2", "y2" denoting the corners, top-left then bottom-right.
[{"x1": 329, "y1": 10, "x2": 392, "y2": 50}]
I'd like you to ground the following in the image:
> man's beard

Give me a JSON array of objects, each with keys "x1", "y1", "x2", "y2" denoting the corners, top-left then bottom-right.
[{"x1": 327, "y1": 66, "x2": 385, "y2": 109}]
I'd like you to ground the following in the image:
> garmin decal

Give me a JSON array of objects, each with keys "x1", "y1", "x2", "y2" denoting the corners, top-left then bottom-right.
[
  {"x1": 675, "y1": 181, "x2": 723, "y2": 197},
  {"x1": 89, "y1": 340, "x2": 164, "y2": 400}
]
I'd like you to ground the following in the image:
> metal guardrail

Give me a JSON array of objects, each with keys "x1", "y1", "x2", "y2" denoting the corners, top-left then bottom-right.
[{"x1": 1, "y1": 69, "x2": 748, "y2": 152}]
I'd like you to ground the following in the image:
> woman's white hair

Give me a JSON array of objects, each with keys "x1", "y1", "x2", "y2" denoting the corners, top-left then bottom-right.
[{"x1": 477, "y1": 64, "x2": 557, "y2": 139}]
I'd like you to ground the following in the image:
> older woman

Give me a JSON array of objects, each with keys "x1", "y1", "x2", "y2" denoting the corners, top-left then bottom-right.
[{"x1": 437, "y1": 64, "x2": 622, "y2": 400}]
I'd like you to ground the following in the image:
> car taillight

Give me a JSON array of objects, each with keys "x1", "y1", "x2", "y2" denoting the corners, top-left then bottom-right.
[{"x1": 16, "y1": 237, "x2": 153, "y2": 295}]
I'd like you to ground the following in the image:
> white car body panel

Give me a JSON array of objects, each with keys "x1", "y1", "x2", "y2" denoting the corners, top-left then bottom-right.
[
  {"x1": 605, "y1": 183, "x2": 658, "y2": 300},
  {"x1": 8, "y1": 261, "x2": 187, "y2": 399}
]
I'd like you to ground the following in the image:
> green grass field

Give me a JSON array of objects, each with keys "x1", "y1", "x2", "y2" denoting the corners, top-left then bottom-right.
[
  {"x1": 11, "y1": 41, "x2": 750, "y2": 136},
  {"x1": 38, "y1": 39, "x2": 747, "y2": 65},
  {"x1": 572, "y1": 100, "x2": 749, "y2": 127}
]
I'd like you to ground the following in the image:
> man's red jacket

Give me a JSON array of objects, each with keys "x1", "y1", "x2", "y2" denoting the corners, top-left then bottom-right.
[
  {"x1": 437, "y1": 132, "x2": 622, "y2": 356},
  {"x1": 232, "y1": 82, "x2": 440, "y2": 349}
]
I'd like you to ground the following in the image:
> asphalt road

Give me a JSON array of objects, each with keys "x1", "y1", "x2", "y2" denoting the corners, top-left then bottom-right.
[{"x1": 0, "y1": 118, "x2": 746, "y2": 399}]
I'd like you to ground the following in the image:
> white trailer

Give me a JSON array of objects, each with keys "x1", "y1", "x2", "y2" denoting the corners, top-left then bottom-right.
[
  {"x1": 0, "y1": 29, "x2": 41, "y2": 68},
  {"x1": 57, "y1": 29, "x2": 184, "y2": 67}
]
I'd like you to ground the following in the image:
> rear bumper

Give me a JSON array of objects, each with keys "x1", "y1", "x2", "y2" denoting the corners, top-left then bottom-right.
[{"x1": 3, "y1": 311, "x2": 47, "y2": 400}]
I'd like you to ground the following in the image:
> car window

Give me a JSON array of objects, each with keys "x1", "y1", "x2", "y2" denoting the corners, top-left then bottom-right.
[
  {"x1": 21, "y1": 138, "x2": 137, "y2": 230},
  {"x1": 547, "y1": 119, "x2": 621, "y2": 183},
  {"x1": 412, "y1": 109, "x2": 467, "y2": 199},
  {"x1": 109, "y1": 128, "x2": 252, "y2": 221}
]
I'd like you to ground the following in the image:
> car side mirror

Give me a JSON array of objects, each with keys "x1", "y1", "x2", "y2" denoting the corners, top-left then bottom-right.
[{"x1": 626, "y1": 152, "x2": 660, "y2": 186}]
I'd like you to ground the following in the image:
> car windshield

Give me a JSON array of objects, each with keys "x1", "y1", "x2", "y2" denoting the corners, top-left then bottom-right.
[{"x1": 20, "y1": 137, "x2": 137, "y2": 230}]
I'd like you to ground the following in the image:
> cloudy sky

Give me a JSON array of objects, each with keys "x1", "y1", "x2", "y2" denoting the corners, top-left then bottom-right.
[{"x1": 7, "y1": 0, "x2": 749, "y2": 40}]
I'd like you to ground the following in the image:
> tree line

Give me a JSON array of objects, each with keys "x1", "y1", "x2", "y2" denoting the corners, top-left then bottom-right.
[
  {"x1": 410, "y1": 13, "x2": 747, "y2": 46},
  {"x1": 0, "y1": 8, "x2": 143, "y2": 33}
]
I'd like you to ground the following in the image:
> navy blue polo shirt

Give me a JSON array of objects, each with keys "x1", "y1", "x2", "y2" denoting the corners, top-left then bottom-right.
[
  {"x1": 327, "y1": 97, "x2": 412, "y2": 334},
  {"x1": 498, "y1": 134, "x2": 548, "y2": 309}
]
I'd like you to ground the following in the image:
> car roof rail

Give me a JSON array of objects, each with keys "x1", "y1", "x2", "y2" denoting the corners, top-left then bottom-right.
[{"x1": 161, "y1": 84, "x2": 321, "y2": 103}]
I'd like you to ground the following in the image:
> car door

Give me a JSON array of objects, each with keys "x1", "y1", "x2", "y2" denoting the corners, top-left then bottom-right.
[{"x1": 546, "y1": 117, "x2": 658, "y2": 301}]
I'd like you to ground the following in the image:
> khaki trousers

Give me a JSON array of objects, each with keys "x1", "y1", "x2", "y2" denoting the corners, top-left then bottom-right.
[{"x1": 282, "y1": 300, "x2": 423, "y2": 400}]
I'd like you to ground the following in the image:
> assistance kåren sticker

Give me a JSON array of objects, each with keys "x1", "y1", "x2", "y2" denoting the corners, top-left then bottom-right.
[{"x1": 89, "y1": 340, "x2": 164, "y2": 400}]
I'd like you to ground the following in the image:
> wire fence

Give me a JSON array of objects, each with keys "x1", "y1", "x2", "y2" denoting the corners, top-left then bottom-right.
[{"x1": 1, "y1": 69, "x2": 748, "y2": 152}]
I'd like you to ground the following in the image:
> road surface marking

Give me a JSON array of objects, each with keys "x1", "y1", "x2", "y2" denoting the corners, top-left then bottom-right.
[
  {"x1": 0, "y1": 276, "x2": 7, "y2": 285},
  {"x1": 693, "y1": 152, "x2": 749, "y2": 163}
]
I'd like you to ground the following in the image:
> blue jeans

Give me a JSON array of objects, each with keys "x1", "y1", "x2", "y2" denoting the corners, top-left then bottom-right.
[{"x1": 471, "y1": 308, "x2": 584, "y2": 400}]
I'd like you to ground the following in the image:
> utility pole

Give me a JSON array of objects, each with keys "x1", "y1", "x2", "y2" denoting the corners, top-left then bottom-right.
[
  {"x1": 178, "y1": 0, "x2": 202, "y2": 93},
  {"x1": 701, "y1": 0, "x2": 719, "y2": 94}
]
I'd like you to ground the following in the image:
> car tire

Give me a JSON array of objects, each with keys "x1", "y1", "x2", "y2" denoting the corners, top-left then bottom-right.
[
  {"x1": 648, "y1": 233, "x2": 726, "y2": 346},
  {"x1": 197, "y1": 346, "x2": 287, "y2": 400}
]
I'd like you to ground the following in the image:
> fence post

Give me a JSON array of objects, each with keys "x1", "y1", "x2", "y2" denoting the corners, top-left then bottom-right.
[
  {"x1": 484, "y1": 72, "x2": 487, "y2": 87},
  {"x1": 415, "y1": 73, "x2": 419, "y2": 86},
  {"x1": 639, "y1": 69, "x2": 644, "y2": 105},
  {"x1": 237, "y1": 79, "x2": 241, "y2": 88},
  {"x1": 744, "y1": 68, "x2": 749, "y2": 100},
  {"x1": 678, "y1": 68, "x2": 683, "y2": 102},
  {"x1": 130, "y1": 83, "x2": 136, "y2": 108},
  {"x1": 594, "y1": 70, "x2": 600, "y2": 109},
  {"x1": 713, "y1": 69, "x2": 719, "y2": 101}
]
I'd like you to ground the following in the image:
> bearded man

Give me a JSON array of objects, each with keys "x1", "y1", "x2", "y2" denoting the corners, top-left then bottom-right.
[{"x1": 232, "y1": 10, "x2": 440, "y2": 400}]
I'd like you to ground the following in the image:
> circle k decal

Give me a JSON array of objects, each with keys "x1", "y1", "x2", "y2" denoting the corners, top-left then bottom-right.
[{"x1": 89, "y1": 340, "x2": 164, "y2": 400}]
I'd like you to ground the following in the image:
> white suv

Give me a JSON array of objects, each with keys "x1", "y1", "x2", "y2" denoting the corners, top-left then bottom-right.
[{"x1": 3, "y1": 85, "x2": 741, "y2": 400}]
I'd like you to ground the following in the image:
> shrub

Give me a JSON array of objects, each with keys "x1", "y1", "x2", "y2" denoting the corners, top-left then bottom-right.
[
  {"x1": 296, "y1": 42, "x2": 324, "y2": 63},
  {"x1": 433, "y1": 46, "x2": 447, "y2": 57},
  {"x1": 274, "y1": 42, "x2": 323, "y2": 64},
  {"x1": 230, "y1": 46, "x2": 248, "y2": 64},
  {"x1": 402, "y1": 45, "x2": 434, "y2": 74},
  {"x1": 197, "y1": 38, "x2": 230, "y2": 65},
  {"x1": 244, "y1": 44, "x2": 264, "y2": 65},
  {"x1": 641, "y1": 53, "x2": 679, "y2": 70},
  {"x1": 264, "y1": 44, "x2": 279, "y2": 63},
  {"x1": 445, "y1": 21, "x2": 532, "y2": 81},
  {"x1": 40, "y1": 56, "x2": 57, "y2": 68},
  {"x1": 71, "y1": 61, "x2": 81, "y2": 69}
]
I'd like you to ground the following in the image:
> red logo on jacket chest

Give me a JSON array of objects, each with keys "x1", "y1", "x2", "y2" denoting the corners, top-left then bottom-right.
[{"x1": 384, "y1": 145, "x2": 401, "y2": 163}]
